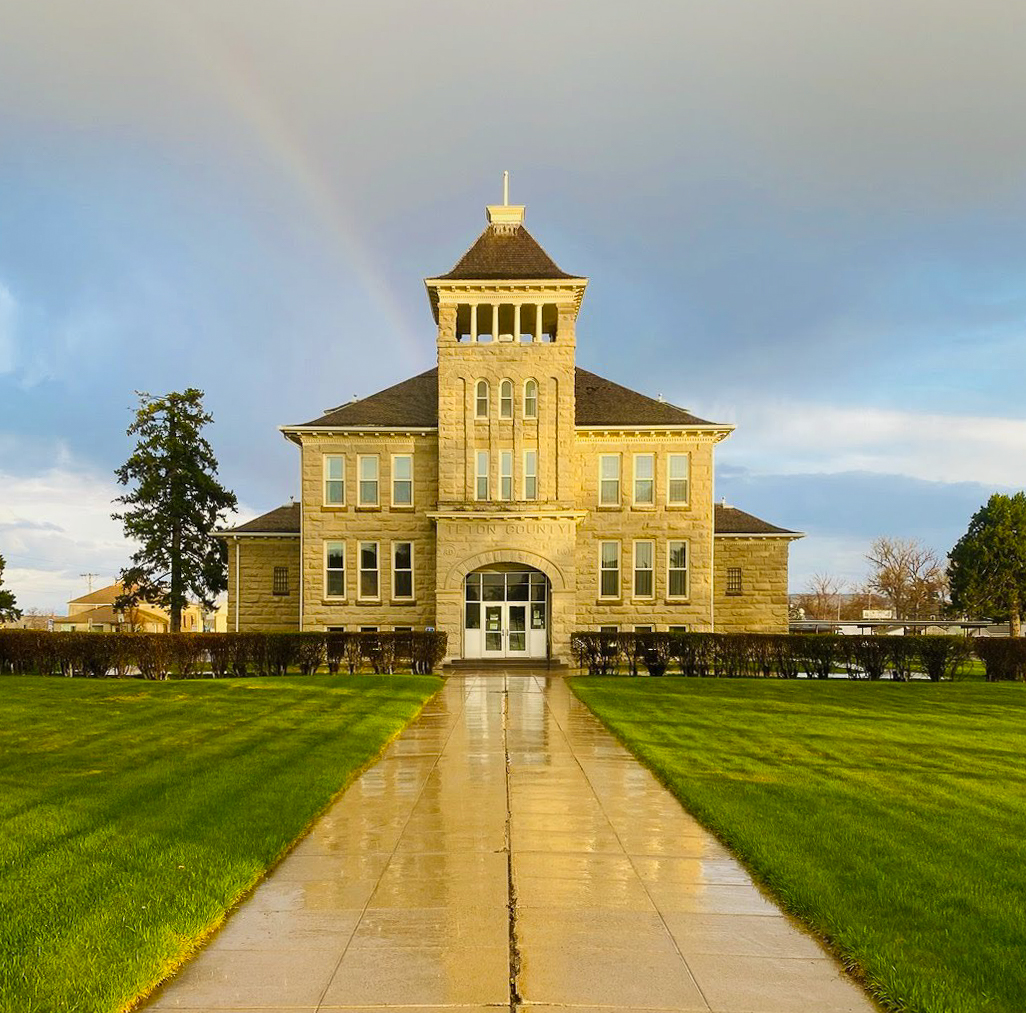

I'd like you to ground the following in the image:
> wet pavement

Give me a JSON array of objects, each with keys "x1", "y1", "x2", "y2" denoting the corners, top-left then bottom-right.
[{"x1": 145, "y1": 675, "x2": 876, "y2": 1013}]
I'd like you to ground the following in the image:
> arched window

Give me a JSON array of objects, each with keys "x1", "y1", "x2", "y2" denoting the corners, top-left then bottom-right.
[
  {"x1": 523, "y1": 379, "x2": 538, "y2": 419},
  {"x1": 475, "y1": 380, "x2": 489, "y2": 418},
  {"x1": 499, "y1": 379, "x2": 513, "y2": 418}
]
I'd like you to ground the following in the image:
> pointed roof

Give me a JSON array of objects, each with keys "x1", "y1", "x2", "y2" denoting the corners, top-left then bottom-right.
[
  {"x1": 69, "y1": 581, "x2": 127, "y2": 606},
  {"x1": 714, "y1": 504, "x2": 801, "y2": 537},
  {"x1": 285, "y1": 367, "x2": 725, "y2": 431},
  {"x1": 220, "y1": 503, "x2": 301, "y2": 535},
  {"x1": 436, "y1": 224, "x2": 578, "y2": 281},
  {"x1": 574, "y1": 369, "x2": 720, "y2": 428}
]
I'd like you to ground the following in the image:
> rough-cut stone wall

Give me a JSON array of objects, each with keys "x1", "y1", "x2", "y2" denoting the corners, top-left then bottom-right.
[
  {"x1": 714, "y1": 536, "x2": 791, "y2": 633},
  {"x1": 434, "y1": 516, "x2": 579, "y2": 662},
  {"x1": 573, "y1": 433, "x2": 717, "y2": 632},
  {"x1": 299, "y1": 434, "x2": 438, "y2": 631},
  {"x1": 230, "y1": 537, "x2": 301, "y2": 631},
  {"x1": 435, "y1": 294, "x2": 577, "y2": 508}
]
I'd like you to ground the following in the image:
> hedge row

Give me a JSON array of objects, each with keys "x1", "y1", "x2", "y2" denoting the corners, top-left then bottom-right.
[
  {"x1": 0, "y1": 630, "x2": 448, "y2": 680},
  {"x1": 570, "y1": 631, "x2": 1005, "y2": 681}
]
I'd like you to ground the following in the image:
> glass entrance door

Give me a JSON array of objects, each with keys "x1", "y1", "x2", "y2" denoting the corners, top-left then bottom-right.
[
  {"x1": 508, "y1": 605, "x2": 527, "y2": 654},
  {"x1": 484, "y1": 605, "x2": 504, "y2": 655},
  {"x1": 464, "y1": 570, "x2": 548, "y2": 659}
]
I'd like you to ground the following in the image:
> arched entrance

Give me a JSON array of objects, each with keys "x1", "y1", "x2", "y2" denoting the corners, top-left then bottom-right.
[{"x1": 463, "y1": 564, "x2": 549, "y2": 660}]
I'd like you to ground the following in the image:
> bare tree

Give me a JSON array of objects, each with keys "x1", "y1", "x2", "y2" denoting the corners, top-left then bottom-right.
[
  {"x1": 866, "y1": 537, "x2": 946, "y2": 620},
  {"x1": 794, "y1": 573, "x2": 846, "y2": 620}
]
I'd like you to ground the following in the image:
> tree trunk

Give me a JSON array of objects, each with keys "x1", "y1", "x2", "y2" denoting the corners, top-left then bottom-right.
[
  {"x1": 1011, "y1": 589, "x2": 1022, "y2": 639},
  {"x1": 169, "y1": 399, "x2": 182, "y2": 634}
]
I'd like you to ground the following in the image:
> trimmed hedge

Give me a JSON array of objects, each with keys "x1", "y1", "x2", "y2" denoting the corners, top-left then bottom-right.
[
  {"x1": 0, "y1": 630, "x2": 447, "y2": 679},
  {"x1": 570, "y1": 631, "x2": 986, "y2": 681}
]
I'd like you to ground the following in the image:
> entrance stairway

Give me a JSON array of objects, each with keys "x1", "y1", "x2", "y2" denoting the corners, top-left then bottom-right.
[{"x1": 444, "y1": 657, "x2": 571, "y2": 674}]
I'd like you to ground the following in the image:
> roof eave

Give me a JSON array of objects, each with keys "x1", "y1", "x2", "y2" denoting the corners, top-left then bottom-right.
[
  {"x1": 715, "y1": 531, "x2": 805, "y2": 540},
  {"x1": 424, "y1": 276, "x2": 589, "y2": 322}
]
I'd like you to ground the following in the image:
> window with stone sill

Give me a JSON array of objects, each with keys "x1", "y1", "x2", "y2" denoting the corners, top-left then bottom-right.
[
  {"x1": 524, "y1": 379, "x2": 538, "y2": 419},
  {"x1": 325, "y1": 541, "x2": 345, "y2": 598},
  {"x1": 358, "y1": 455, "x2": 379, "y2": 507},
  {"x1": 599, "y1": 455, "x2": 620, "y2": 506},
  {"x1": 727, "y1": 567, "x2": 743, "y2": 596},
  {"x1": 272, "y1": 566, "x2": 289, "y2": 596},
  {"x1": 633, "y1": 454, "x2": 655, "y2": 506},
  {"x1": 599, "y1": 541, "x2": 620, "y2": 598},
  {"x1": 499, "y1": 379, "x2": 514, "y2": 419},
  {"x1": 392, "y1": 454, "x2": 413, "y2": 507},
  {"x1": 668, "y1": 540, "x2": 689, "y2": 598},
  {"x1": 393, "y1": 542, "x2": 414, "y2": 599},
  {"x1": 359, "y1": 541, "x2": 380, "y2": 599}
]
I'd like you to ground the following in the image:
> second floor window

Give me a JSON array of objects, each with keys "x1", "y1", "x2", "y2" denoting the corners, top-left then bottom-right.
[
  {"x1": 599, "y1": 455, "x2": 620, "y2": 506},
  {"x1": 392, "y1": 454, "x2": 413, "y2": 506},
  {"x1": 500, "y1": 451, "x2": 513, "y2": 500},
  {"x1": 600, "y1": 541, "x2": 620, "y2": 598},
  {"x1": 358, "y1": 456, "x2": 379, "y2": 506},
  {"x1": 325, "y1": 542, "x2": 345, "y2": 598},
  {"x1": 359, "y1": 542, "x2": 379, "y2": 599},
  {"x1": 475, "y1": 380, "x2": 489, "y2": 418},
  {"x1": 524, "y1": 379, "x2": 538, "y2": 418},
  {"x1": 524, "y1": 450, "x2": 537, "y2": 500},
  {"x1": 393, "y1": 542, "x2": 413, "y2": 598},
  {"x1": 476, "y1": 450, "x2": 489, "y2": 500},
  {"x1": 500, "y1": 379, "x2": 513, "y2": 418},
  {"x1": 324, "y1": 455, "x2": 344, "y2": 505},
  {"x1": 668, "y1": 454, "x2": 689, "y2": 505},
  {"x1": 634, "y1": 454, "x2": 654, "y2": 505}
]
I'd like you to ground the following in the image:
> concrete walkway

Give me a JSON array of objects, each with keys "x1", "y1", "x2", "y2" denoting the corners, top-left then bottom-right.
[{"x1": 146, "y1": 676, "x2": 876, "y2": 1013}]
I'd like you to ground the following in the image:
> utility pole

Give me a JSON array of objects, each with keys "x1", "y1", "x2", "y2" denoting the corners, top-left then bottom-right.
[{"x1": 79, "y1": 572, "x2": 99, "y2": 593}]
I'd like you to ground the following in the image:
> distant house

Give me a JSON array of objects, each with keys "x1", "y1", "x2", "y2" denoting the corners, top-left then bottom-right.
[{"x1": 51, "y1": 582, "x2": 211, "y2": 633}]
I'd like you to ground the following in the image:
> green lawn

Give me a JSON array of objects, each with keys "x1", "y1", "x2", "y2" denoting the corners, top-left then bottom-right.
[
  {"x1": 0, "y1": 674, "x2": 440, "y2": 1013},
  {"x1": 570, "y1": 677, "x2": 1026, "y2": 1013}
]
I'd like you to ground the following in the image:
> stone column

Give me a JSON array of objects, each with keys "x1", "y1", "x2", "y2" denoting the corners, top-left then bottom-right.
[{"x1": 470, "y1": 303, "x2": 478, "y2": 342}]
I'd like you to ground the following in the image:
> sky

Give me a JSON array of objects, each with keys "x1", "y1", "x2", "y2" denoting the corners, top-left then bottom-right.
[{"x1": 1, "y1": 0, "x2": 1025, "y2": 611}]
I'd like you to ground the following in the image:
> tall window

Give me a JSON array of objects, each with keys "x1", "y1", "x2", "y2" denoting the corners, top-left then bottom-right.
[
  {"x1": 523, "y1": 379, "x2": 538, "y2": 418},
  {"x1": 633, "y1": 541, "x2": 654, "y2": 597},
  {"x1": 475, "y1": 380, "x2": 489, "y2": 418},
  {"x1": 500, "y1": 451, "x2": 513, "y2": 500},
  {"x1": 359, "y1": 542, "x2": 379, "y2": 599},
  {"x1": 634, "y1": 454, "x2": 655, "y2": 505},
  {"x1": 358, "y1": 455, "x2": 379, "y2": 506},
  {"x1": 323, "y1": 455, "x2": 344, "y2": 506},
  {"x1": 668, "y1": 541, "x2": 688, "y2": 598},
  {"x1": 599, "y1": 541, "x2": 620, "y2": 598},
  {"x1": 524, "y1": 449, "x2": 537, "y2": 500},
  {"x1": 273, "y1": 566, "x2": 289, "y2": 596},
  {"x1": 392, "y1": 454, "x2": 413, "y2": 506},
  {"x1": 325, "y1": 541, "x2": 345, "y2": 598},
  {"x1": 727, "y1": 566, "x2": 743, "y2": 596},
  {"x1": 599, "y1": 455, "x2": 620, "y2": 506},
  {"x1": 668, "y1": 454, "x2": 689, "y2": 505},
  {"x1": 499, "y1": 379, "x2": 513, "y2": 418},
  {"x1": 393, "y1": 542, "x2": 413, "y2": 599},
  {"x1": 476, "y1": 451, "x2": 489, "y2": 500}
]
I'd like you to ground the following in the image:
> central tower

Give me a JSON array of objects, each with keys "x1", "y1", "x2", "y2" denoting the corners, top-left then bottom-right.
[{"x1": 424, "y1": 178, "x2": 588, "y2": 663}]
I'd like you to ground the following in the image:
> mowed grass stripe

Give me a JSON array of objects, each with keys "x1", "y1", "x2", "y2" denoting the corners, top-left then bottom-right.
[
  {"x1": 570, "y1": 678, "x2": 1026, "y2": 1013},
  {"x1": 0, "y1": 674, "x2": 440, "y2": 1013}
]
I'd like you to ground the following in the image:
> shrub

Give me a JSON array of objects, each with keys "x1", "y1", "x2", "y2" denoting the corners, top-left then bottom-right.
[
  {"x1": 974, "y1": 637, "x2": 1026, "y2": 682},
  {"x1": 206, "y1": 633, "x2": 232, "y2": 678},
  {"x1": 798, "y1": 634, "x2": 839, "y2": 679},
  {"x1": 715, "y1": 634, "x2": 751, "y2": 678},
  {"x1": 770, "y1": 634, "x2": 800, "y2": 679},
  {"x1": 639, "y1": 633, "x2": 672, "y2": 677},
  {"x1": 889, "y1": 636, "x2": 918, "y2": 682},
  {"x1": 169, "y1": 635, "x2": 205, "y2": 678},
  {"x1": 848, "y1": 636, "x2": 891, "y2": 681},
  {"x1": 135, "y1": 635, "x2": 174, "y2": 680},
  {"x1": 671, "y1": 633, "x2": 713, "y2": 677},
  {"x1": 265, "y1": 633, "x2": 298, "y2": 677},
  {"x1": 917, "y1": 635, "x2": 971, "y2": 682},
  {"x1": 411, "y1": 631, "x2": 447, "y2": 674},
  {"x1": 296, "y1": 634, "x2": 326, "y2": 675}
]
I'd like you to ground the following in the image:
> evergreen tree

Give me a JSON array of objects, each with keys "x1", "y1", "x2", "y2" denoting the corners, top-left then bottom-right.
[
  {"x1": 0, "y1": 553, "x2": 20, "y2": 622},
  {"x1": 948, "y1": 492, "x2": 1026, "y2": 637},
  {"x1": 113, "y1": 389, "x2": 237, "y2": 632}
]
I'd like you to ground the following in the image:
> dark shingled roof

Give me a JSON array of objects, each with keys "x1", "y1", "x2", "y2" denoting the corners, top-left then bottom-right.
[
  {"x1": 292, "y1": 367, "x2": 722, "y2": 430},
  {"x1": 436, "y1": 225, "x2": 578, "y2": 281},
  {"x1": 574, "y1": 369, "x2": 718, "y2": 427},
  {"x1": 300, "y1": 370, "x2": 439, "y2": 428},
  {"x1": 715, "y1": 504, "x2": 799, "y2": 536},
  {"x1": 224, "y1": 503, "x2": 300, "y2": 534}
]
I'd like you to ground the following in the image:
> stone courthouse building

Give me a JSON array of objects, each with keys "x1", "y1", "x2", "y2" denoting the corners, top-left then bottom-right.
[{"x1": 217, "y1": 185, "x2": 801, "y2": 665}]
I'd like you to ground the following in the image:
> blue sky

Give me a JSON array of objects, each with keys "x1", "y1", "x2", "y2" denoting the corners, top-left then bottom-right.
[{"x1": 1, "y1": 0, "x2": 1025, "y2": 611}]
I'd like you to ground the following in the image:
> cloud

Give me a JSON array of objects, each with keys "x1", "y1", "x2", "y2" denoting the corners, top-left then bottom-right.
[{"x1": 715, "y1": 401, "x2": 1026, "y2": 488}]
